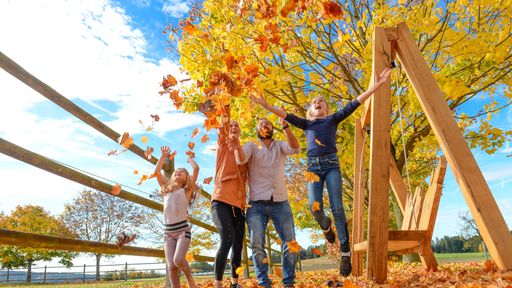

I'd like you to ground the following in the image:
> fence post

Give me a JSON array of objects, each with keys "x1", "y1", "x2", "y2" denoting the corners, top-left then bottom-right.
[
  {"x1": 43, "y1": 265, "x2": 47, "y2": 284},
  {"x1": 124, "y1": 262, "x2": 128, "y2": 281},
  {"x1": 7, "y1": 269, "x2": 10, "y2": 283},
  {"x1": 82, "y1": 264, "x2": 86, "y2": 283},
  {"x1": 266, "y1": 233, "x2": 273, "y2": 274}
]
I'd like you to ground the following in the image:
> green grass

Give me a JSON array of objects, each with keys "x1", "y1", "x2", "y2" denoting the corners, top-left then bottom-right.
[
  {"x1": 434, "y1": 252, "x2": 486, "y2": 263},
  {"x1": 0, "y1": 278, "x2": 165, "y2": 288}
]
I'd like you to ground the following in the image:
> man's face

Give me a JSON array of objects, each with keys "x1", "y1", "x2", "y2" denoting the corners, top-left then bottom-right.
[{"x1": 257, "y1": 118, "x2": 273, "y2": 139}]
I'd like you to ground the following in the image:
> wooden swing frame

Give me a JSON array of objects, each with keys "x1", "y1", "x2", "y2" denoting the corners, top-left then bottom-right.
[{"x1": 351, "y1": 22, "x2": 512, "y2": 283}]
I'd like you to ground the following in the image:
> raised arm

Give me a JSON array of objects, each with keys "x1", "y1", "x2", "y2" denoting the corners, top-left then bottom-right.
[
  {"x1": 185, "y1": 157, "x2": 199, "y2": 201},
  {"x1": 356, "y1": 67, "x2": 391, "y2": 103},
  {"x1": 154, "y1": 146, "x2": 170, "y2": 187}
]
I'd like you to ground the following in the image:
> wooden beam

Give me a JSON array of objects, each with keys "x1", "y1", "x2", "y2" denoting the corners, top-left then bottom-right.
[
  {"x1": 388, "y1": 230, "x2": 427, "y2": 241},
  {"x1": 388, "y1": 156, "x2": 409, "y2": 213},
  {"x1": 395, "y1": 22, "x2": 512, "y2": 270},
  {"x1": 401, "y1": 187, "x2": 425, "y2": 230},
  {"x1": 0, "y1": 228, "x2": 214, "y2": 263},
  {"x1": 0, "y1": 138, "x2": 218, "y2": 233},
  {"x1": 352, "y1": 119, "x2": 366, "y2": 276},
  {"x1": 355, "y1": 240, "x2": 420, "y2": 253},
  {"x1": 366, "y1": 26, "x2": 392, "y2": 283}
]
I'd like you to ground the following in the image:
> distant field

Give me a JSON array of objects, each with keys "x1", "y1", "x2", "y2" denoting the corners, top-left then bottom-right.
[
  {"x1": 435, "y1": 252, "x2": 486, "y2": 263},
  {"x1": 0, "y1": 278, "x2": 165, "y2": 288}
]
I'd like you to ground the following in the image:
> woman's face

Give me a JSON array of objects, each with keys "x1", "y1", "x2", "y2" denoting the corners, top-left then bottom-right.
[
  {"x1": 310, "y1": 96, "x2": 328, "y2": 118},
  {"x1": 229, "y1": 120, "x2": 240, "y2": 139}
]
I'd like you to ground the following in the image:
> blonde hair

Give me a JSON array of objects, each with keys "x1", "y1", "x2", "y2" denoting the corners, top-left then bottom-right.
[
  {"x1": 160, "y1": 168, "x2": 190, "y2": 196},
  {"x1": 306, "y1": 96, "x2": 331, "y2": 120}
]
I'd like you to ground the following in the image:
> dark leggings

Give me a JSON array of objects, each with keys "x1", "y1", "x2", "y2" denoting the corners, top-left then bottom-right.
[{"x1": 211, "y1": 200, "x2": 245, "y2": 281}]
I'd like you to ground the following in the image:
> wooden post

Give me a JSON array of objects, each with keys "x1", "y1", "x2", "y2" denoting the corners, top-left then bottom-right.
[
  {"x1": 388, "y1": 156, "x2": 408, "y2": 213},
  {"x1": 7, "y1": 269, "x2": 10, "y2": 283},
  {"x1": 394, "y1": 22, "x2": 512, "y2": 270},
  {"x1": 352, "y1": 119, "x2": 366, "y2": 276},
  {"x1": 83, "y1": 264, "x2": 86, "y2": 283},
  {"x1": 366, "y1": 26, "x2": 392, "y2": 283},
  {"x1": 124, "y1": 262, "x2": 128, "y2": 281},
  {"x1": 43, "y1": 266, "x2": 47, "y2": 284}
]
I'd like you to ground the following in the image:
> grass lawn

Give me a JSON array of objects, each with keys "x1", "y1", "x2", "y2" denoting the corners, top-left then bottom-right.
[
  {"x1": 435, "y1": 252, "x2": 487, "y2": 263},
  {"x1": 0, "y1": 278, "x2": 165, "y2": 288}
]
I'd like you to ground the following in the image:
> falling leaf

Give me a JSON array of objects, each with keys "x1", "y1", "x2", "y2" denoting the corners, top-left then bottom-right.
[
  {"x1": 146, "y1": 126, "x2": 153, "y2": 132},
  {"x1": 169, "y1": 150, "x2": 177, "y2": 161},
  {"x1": 244, "y1": 203, "x2": 252, "y2": 209},
  {"x1": 204, "y1": 116, "x2": 219, "y2": 131},
  {"x1": 137, "y1": 174, "x2": 149, "y2": 186},
  {"x1": 235, "y1": 264, "x2": 246, "y2": 276},
  {"x1": 138, "y1": 119, "x2": 143, "y2": 125},
  {"x1": 191, "y1": 128, "x2": 200, "y2": 138},
  {"x1": 287, "y1": 240, "x2": 301, "y2": 253},
  {"x1": 169, "y1": 90, "x2": 184, "y2": 109},
  {"x1": 186, "y1": 253, "x2": 194, "y2": 262},
  {"x1": 186, "y1": 150, "x2": 195, "y2": 158},
  {"x1": 188, "y1": 142, "x2": 195, "y2": 150},
  {"x1": 312, "y1": 201, "x2": 321, "y2": 212},
  {"x1": 107, "y1": 149, "x2": 117, "y2": 156},
  {"x1": 133, "y1": 170, "x2": 139, "y2": 175},
  {"x1": 116, "y1": 232, "x2": 136, "y2": 247},
  {"x1": 150, "y1": 114, "x2": 160, "y2": 122},
  {"x1": 312, "y1": 248, "x2": 323, "y2": 256},
  {"x1": 262, "y1": 257, "x2": 268, "y2": 264},
  {"x1": 161, "y1": 75, "x2": 178, "y2": 90},
  {"x1": 141, "y1": 136, "x2": 148, "y2": 144},
  {"x1": 314, "y1": 138, "x2": 326, "y2": 146},
  {"x1": 118, "y1": 132, "x2": 134, "y2": 148},
  {"x1": 274, "y1": 266, "x2": 282, "y2": 277},
  {"x1": 304, "y1": 171, "x2": 320, "y2": 182},
  {"x1": 148, "y1": 172, "x2": 158, "y2": 179},
  {"x1": 201, "y1": 134, "x2": 210, "y2": 143},
  {"x1": 183, "y1": 22, "x2": 196, "y2": 34},
  {"x1": 203, "y1": 177, "x2": 213, "y2": 185},
  {"x1": 111, "y1": 184, "x2": 122, "y2": 195},
  {"x1": 259, "y1": 127, "x2": 268, "y2": 138},
  {"x1": 145, "y1": 147, "x2": 154, "y2": 160}
]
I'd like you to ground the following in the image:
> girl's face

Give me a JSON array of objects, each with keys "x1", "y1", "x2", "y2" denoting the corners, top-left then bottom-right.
[
  {"x1": 310, "y1": 96, "x2": 328, "y2": 118},
  {"x1": 172, "y1": 169, "x2": 189, "y2": 187},
  {"x1": 229, "y1": 120, "x2": 240, "y2": 139}
]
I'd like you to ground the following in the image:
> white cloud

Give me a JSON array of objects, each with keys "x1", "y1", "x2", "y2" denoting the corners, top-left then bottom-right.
[{"x1": 161, "y1": 0, "x2": 190, "y2": 18}]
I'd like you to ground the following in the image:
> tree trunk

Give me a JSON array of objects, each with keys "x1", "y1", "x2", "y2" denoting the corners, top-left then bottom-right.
[
  {"x1": 26, "y1": 259, "x2": 32, "y2": 283},
  {"x1": 95, "y1": 254, "x2": 102, "y2": 281}
]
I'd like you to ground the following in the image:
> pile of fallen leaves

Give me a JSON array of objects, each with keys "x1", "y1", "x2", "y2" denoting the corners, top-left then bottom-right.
[{"x1": 143, "y1": 261, "x2": 512, "y2": 287}]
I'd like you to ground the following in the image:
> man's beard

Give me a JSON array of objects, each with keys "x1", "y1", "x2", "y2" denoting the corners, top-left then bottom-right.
[{"x1": 257, "y1": 129, "x2": 273, "y2": 140}]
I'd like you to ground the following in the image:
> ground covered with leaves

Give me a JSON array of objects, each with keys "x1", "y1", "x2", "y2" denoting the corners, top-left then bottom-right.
[{"x1": 188, "y1": 261, "x2": 512, "y2": 288}]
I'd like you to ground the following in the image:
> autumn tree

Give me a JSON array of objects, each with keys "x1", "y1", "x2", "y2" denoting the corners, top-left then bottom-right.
[
  {"x1": 61, "y1": 189, "x2": 147, "y2": 280},
  {"x1": 0, "y1": 205, "x2": 76, "y2": 282},
  {"x1": 162, "y1": 0, "x2": 512, "y2": 258}
]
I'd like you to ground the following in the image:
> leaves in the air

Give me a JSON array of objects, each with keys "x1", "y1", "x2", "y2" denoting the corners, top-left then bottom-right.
[
  {"x1": 235, "y1": 264, "x2": 246, "y2": 276},
  {"x1": 141, "y1": 136, "x2": 148, "y2": 144},
  {"x1": 116, "y1": 232, "x2": 136, "y2": 247},
  {"x1": 161, "y1": 75, "x2": 178, "y2": 90},
  {"x1": 188, "y1": 142, "x2": 195, "y2": 150},
  {"x1": 312, "y1": 248, "x2": 323, "y2": 256},
  {"x1": 111, "y1": 184, "x2": 122, "y2": 196},
  {"x1": 107, "y1": 149, "x2": 117, "y2": 156},
  {"x1": 186, "y1": 150, "x2": 195, "y2": 158},
  {"x1": 304, "y1": 171, "x2": 320, "y2": 182},
  {"x1": 201, "y1": 134, "x2": 210, "y2": 143},
  {"x1": 191, "y1": 128, "x2": 200, "y2": 138},
  {"x1": 287, "y1": 240, "x2": 301, "y2": 253},
  {"x1": 137, "y1": 174, "x2": 149, "y2": 186},
  {"x1": 203, "y1": 177, "x2": 213, "y2": 185},
  {"x1": 314, "y1": 138, "x2": 326, "y2": 146},
  {"x1": 312, "y1": 201, "x2": 321, "y2": 212},
  {"x1": 150, "y1": 114, "x2": 160, "y2": 122},
  {"x1": 118, "y1": 132, "x2": 134, "y2": 148}
]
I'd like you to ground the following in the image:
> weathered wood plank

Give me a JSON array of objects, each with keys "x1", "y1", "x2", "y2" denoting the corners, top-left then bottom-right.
[
  {"x1": 355, "y1": 240, "x2": 420, "y2": 253},
  {"x1": 352, "y1": 119, "x2": 366, "y2": 276},
  {"x1": 388, "y1": 156, "x2": 408, "y2": 213},
  {"x1": 396, "y1": 21, "x2": 512, "y2": 270},
  {"x1": 366, "y1": 26, "x2": 392, "y2": 283}
]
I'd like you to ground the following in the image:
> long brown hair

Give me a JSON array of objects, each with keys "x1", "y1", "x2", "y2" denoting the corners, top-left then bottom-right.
[{"x1": 159, "y1": 168, "x2": 190, "y2": 196}]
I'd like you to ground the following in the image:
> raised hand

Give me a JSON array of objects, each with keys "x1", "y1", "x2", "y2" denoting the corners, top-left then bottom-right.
[
  {"x1": 376, "y1": 67, "x2": 391, "y2": 84},
  {"x1": 160, "y1": 146, "x2": 170, "y2": 158},
  {"x1": 278, "y1": 106, "x2": 287, "y2": 127},
  {"x1": 249, "y1": 91, "x2": 268, "y2": 107},
  {"x1": 187, "y1": 157, "x2": 198, "y2": 168}
]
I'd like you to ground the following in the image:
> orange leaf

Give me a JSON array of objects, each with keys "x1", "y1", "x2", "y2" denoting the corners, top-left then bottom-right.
[
  {"x1": 258, "y1": 127, "x2": 268, "y2": 138},
  {"x1": 203, "y1": 177, "x2": 213, "y2": 185},
  {"x1": 255, "y1": 35, "x2": 269, "y2": 52},
  {"x1": 245, "y1": 63, "x2": 259, "y2": 79},
  {"x1": 111, "y1": 184, "x2": 122, "y2": 195},
  {"x1": 146, "y1": 126, "x2": 153, "y2": 132},
  {"x1": 141, "y1": 136, "x2": 148, "y2": 143},
  {"x1": 116, "y1": 232, "x2": 136, "y2": 247},
  {"x1": 235, "y1": 264, "x2": 246, "y2": 276},
  {"x1": 148, "y1": 172, "x2": 158, "y2": 179},
  {"x1": 188, "y1": 142, "x2": 195, "y2": 150},
  {"x1": 262, "y1": 257, "x2": 268, "y2": 264},
  {"x1": 169, "y1": 150, "x2": 177, "y2": 161},
  {"x1": 118, "y1": 132, "x2": 134, "y2": 148},
  {"x1": 183, "y1": 22, "x2": 196, "y2": 34},
  {"x1": 312, "y1": 248, "x2": 323, "y2": 256},
  {"x1": 304, "y1": 171, "x2": 320, "y2": 182},
  {"x1": 320, "y1": 1, "x2": 343, "y2": 19},
  {"x1": 133, "y1": 170, "x2": 139, "y2": 175},
  {"x1": 186, "y1": 253, "x2": 194, "y2": 262},
  {"x1": 274, "y1": 266, "x2": 282, "y2": 277},
  {"x1": 201, "y1": 134, "x2": 210, "y2": 143},
  {"x1": 314, "y1": 138, "x2": 326, "y2": 146},
  {"x1": 191, "y1": 128, "x2": 200, "y2": 138},
  {"x1": 107, "y1": 149, "x2": 117, "y2": 156},
  {"x1": 144, "y1": 147, "x2": 154, "y2": 160},
  {"x1": 161, "y1": 75, "x2": 178, "y2": 89},
  {"x1": 204, "y1": 117, "x2": 219, "y2": 131},
  {"x1": 287, "y1": 240, "x2": 301, "y2": 253},
  {"x1": 186, "y1": 150, "x2": 195, "y2": 158},
  {"x1": 312, "y1": 201, "x2": 321, "y2": 212},
  {"x1": 137, "y1": 174, "x2": 149, "y2": 186},
  {"x1": 280, "y1": 0, "x2": 298, "y2": 17}
]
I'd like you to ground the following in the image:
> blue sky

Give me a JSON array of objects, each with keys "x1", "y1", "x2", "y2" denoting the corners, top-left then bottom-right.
[{"x1": 0, "y1": 0, "x2": 511, "y2": 268}]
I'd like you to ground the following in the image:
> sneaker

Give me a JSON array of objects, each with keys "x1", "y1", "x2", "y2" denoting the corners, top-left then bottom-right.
[
  {"x1": 323, "y1": 218, "x2": 336, "y2": 244},
  {"x1": 340, "y1": 253, "x2": 352, "y2": 276}
]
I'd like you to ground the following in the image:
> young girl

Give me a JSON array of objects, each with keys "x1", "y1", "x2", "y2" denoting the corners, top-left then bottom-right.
[
  {"x1": 154, "y1": 146, "x2": 199, "y2": 288},
  {"x1": 251, "y1": 68, "x2": 391, "y2": 277}
]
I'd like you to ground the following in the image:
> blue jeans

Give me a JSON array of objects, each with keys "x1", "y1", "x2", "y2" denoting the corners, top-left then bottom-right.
[
  {"x1": 307, "y1": 153, "x2": 350, "y2": 252},
  {"x1": 246, "y1": 200, "x2": 296, "y2": 287}
]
